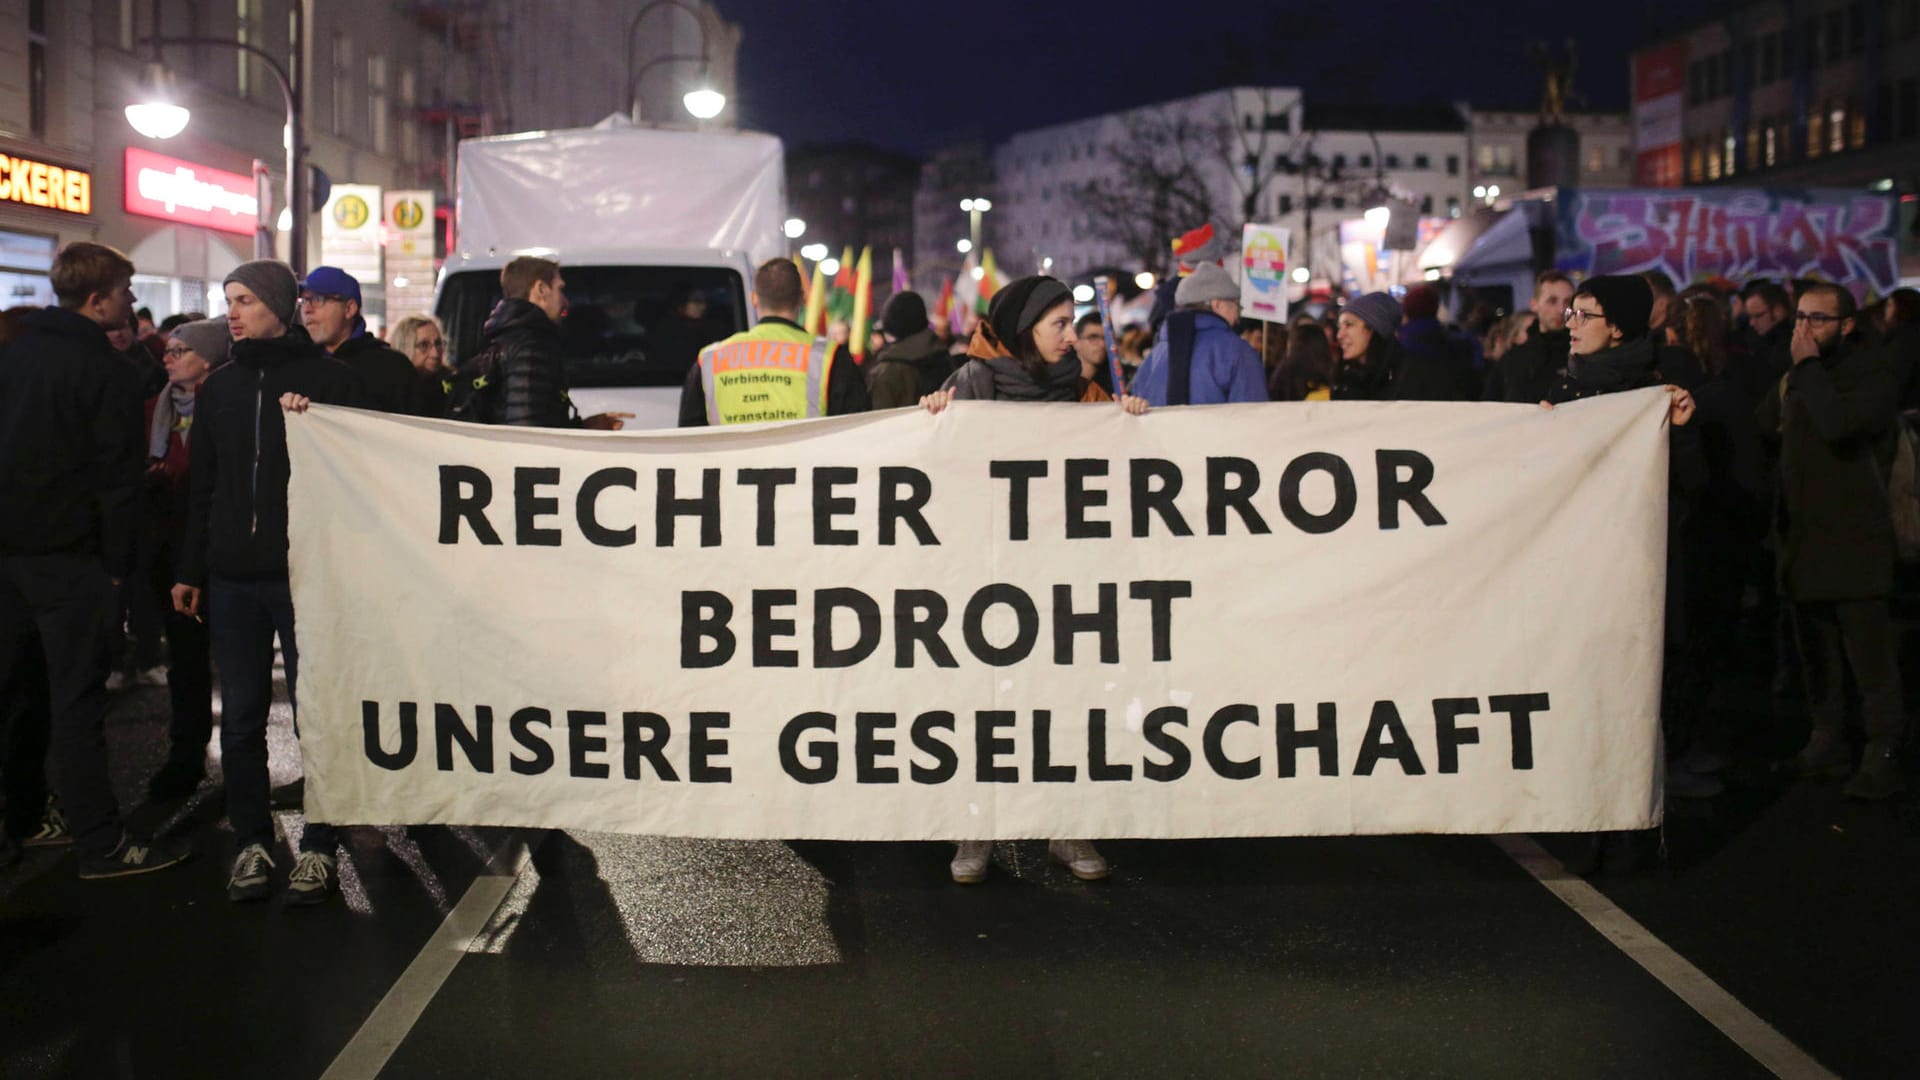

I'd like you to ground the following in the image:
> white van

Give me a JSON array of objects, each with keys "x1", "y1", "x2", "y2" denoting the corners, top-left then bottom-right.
[{"x1": 434, "y1": 121, "x2": 786, "y2": 430}]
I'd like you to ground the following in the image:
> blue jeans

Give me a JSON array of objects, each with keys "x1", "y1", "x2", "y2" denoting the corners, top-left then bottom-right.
[{"x1": 208, "y1": 575, "x2": 336, "y2": 855}]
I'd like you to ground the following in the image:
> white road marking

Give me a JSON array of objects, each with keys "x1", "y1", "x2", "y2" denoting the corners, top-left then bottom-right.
[
  {"x1": 1494, "y1": 834, "x2": 1838, "y2": 1080},
  {"x1": 319, "y1": 836, "x2": 535, "y2": 1080}
]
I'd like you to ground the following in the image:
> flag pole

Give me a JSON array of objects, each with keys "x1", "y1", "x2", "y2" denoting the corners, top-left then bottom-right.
[{"x1": 1091, "y1": 275, "x2": 1127, "y2": 405}]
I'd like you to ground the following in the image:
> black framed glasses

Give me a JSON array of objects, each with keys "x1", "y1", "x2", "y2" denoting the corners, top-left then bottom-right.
[
  {"x1": 1564, "y1": 307, "x2": 1607, "y2": 325},
  {"x1": 1792, "y1": 312, "x2": 1843, "y2": 326}
]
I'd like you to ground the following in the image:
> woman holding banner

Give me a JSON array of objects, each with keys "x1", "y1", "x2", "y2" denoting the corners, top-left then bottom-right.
[{"x1": 920, "y1": 275, "x2": 1146, "y2": 884}]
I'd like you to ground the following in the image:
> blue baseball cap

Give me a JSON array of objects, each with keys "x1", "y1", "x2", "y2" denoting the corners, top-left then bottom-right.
[{"x1": 300, "y1": 265, "x2": 362, "y2": 305}]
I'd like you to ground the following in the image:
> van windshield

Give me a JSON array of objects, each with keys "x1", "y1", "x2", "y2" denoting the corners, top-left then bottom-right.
[{"x1": 436, "y1": 265, "x2": 747, "y2": 388}]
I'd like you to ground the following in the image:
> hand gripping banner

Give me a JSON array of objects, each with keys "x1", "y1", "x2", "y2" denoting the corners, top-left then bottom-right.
[{"x1": 286, "y1": 390, "x2": 1671, "y2": 839}]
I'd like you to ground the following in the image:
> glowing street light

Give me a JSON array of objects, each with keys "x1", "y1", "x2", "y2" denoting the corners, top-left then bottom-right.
[
  {"x1": 799, "y1": 243, "x2": 828, "y2": 262},
  {"x1": 124, "y1": 65, "x2": 190, "y2": 139},
  {"x1": 1364, "y1": 205, "x2": 1391, "y2": 229},
  {"x1": 1072, "y1": 284, "x2": 1095, "y2": 303},
  {"x1": 1134, "y1": 271, "x2": 1156, "y2": 290},
  {"x1": 1472, "y1": 185, "x2": 1487, "y2": 199},
  {"x1": 1291, "y1": 266, "x2": 1311, "y2": 284},
  {"x1": 820, "y1": 257, "x2": 841, "y2": 277},
  {"x1": 960, "y1": 197, "x2": 992, "y2": 253},
  {"x1": 783, "y1": 217, "x2": 807, "y2": 239},
  {"x1": 956, "y1": 238, "x2": 972, "y2": 254},
  {"x1": 682, "y1": 87, "x2": 727, "y2": 120}
]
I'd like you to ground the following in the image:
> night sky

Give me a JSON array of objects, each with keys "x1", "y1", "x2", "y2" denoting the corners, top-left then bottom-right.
[{"x1": 713, "y1": 0, "x2": 1730, "y2": 156}]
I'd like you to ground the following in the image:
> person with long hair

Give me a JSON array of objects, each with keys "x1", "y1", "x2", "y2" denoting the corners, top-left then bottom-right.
[
  {"x1": 391, "y1": 314, "x2": 451, "y2": 417},
  {"x1": 921, "y1": 275, "x2": 1146, "y2": 885},
  {"x1": 1268, "y1": 322, "x2": 1335, "y2": 402},
  {"x1": 1330, "y1": 293, "x2": 1403, "y2": 400}
]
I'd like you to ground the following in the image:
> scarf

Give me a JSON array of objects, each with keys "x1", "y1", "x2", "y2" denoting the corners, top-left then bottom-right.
[
  {"x1": 148, "y1": 383, "x2": 197, "y2": 459},
  {"x1": 962, "y1": 324, "x2": 1082, "y2": 402},
  {"x1": 1553, "y1": 337, "x2": 1660, "y2": 403}
]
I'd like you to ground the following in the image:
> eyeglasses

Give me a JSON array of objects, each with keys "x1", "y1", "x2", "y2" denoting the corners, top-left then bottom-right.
[
  {"x1": 1792, "y1": 311, "x2": 1843, "y2": 326},
  {"x1": 1564, "y1": 307, "x2": 1607, "y2": 325},
  {"x1": 415, "y1": 339, "x2": 446, "y2": 352},
  {"x1": 298, "y1": 294, "x2": 345, "y2": 308},
  {"x1": 162, "y1": 345, "x2": 193, "y2": 358}
]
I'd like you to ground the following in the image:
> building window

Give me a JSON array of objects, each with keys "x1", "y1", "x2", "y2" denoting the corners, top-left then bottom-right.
[
  {"x1": 1447, "y1": 196, "x2": 1461, "y2": 218},
  {"x1": 1587, "y1": 146, "x2": 1604, "y2": 173},
  {"x1": 1759, "y1": 33, "x2": 1777, "y2": 83},
  {"x1": 1723, "y1": 130, "x2": 1737, "y2": 176},
  {"x1": 1331, "y1": 153, "x2": 1347, "y2": 170},
  {"x1": 1707, "y1": 143, "x2": 1723, "y2": 181},
  {"x1": 1383, "y1": 154, "x2": 1401, "y2": 169},
  {"x1": 1747, "y1": 120, "x2": 1763, "y2": 170},
  {"x1": 398, "y1": 69, "x2": 417, "y2": 162},
  {"x1": 1688, "y1": 143, "x2": 1705, "y2": 183},
  {"x1": 1419, "y1": 194, "x2": 1433, "y2": 214},
  {"x1": 332, "y1": 34, "x2": 353, "y2": 136},
  {"x1": 236, "y1": 0, "x2": 257, "y2": 99},
  {"x1": 1278, "y1": 194, "x2": 1293, "y2": 215},
  {"x1": 1357, "y1": 154, "x2": 1372, "y2": 168},
  {"x1": 1806, "y1": 19, "x2": 1822, "y2": 68},
  {"x1": 1446, "y1": 154, "x2": 1459, "y2": 176},
  {"x1": 1807, "y1": 108, "x2": 1825, "y2": 157},
  {"x1": 1331, "y1": 195, "x2": 1346, "y2": 209},
  {"x1": 1829, "y1": 101, "x2": 1846, "y2": 152},
  {"x1": 28, "y1": 0, "x2": 48, "y2": 137},
  {"x1": 367, "y1": 55, "x2": 388, "y2": 154},
  {"x1": 1848, "y1": 102, "x2": 1867, "y2": 148},
  {"x1": 1413, "y1": 153, "x2": 1430, "y2": 169},
  {"x1": 1765, "y1": 124, "x2": 1779, "y2": 166}
]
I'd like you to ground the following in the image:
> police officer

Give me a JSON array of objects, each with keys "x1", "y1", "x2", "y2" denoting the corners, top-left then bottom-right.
[{"x1": 678, "y1": 259, "x2": 870, "y2": 427}]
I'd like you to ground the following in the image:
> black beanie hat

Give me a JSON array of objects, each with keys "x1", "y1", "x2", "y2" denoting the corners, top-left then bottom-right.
[
  {"x1": 881, "y1": 290, "x2": 928, "y2": 339},
  {"x1": 987, "y1": 275, "x2": 1071, "y2": 351},
  {"x1": 1576, "y1": 274, "x2": 1654, "y2": 342}
]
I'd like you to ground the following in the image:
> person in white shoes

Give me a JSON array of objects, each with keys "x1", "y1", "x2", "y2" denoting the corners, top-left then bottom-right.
[{"x1": 922, "y1": 275, "x2": 1149, "y2": 885}]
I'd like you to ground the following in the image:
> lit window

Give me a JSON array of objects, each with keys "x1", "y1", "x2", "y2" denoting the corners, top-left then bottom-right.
[
  {"x1": 237, "y1": 0, "x2": 257, "y2": 99},
  {"x1": 1765, "y1": 125, "x2": 1779, "y2": 166},
  {"x1": 1724, "y1": 131, "x2": 1737, "y2": 176},
  {"x1": 1829, "y1": 103, "x2": 1846, "y2": 152}
]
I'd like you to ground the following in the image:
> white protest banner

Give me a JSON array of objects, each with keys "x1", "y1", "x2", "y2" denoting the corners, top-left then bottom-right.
[
  {"x1": 288, "y1": 391, "x2": 1670, "y2": 840},
  {"x1": 1240, "y1": 223, "x2": 1290, "y2": 321}
]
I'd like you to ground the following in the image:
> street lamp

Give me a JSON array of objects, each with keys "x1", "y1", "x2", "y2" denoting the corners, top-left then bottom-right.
[
  {"x1": 800, "y1": 242, "x2": 828, "y2": 262},
  {"x1": 959, "y1": 197, "x2": 991, "y2": 253},
  {"x1": 955, "y1": 238, "x2": 972, "y2": 254},
  {"x1": 783, "y1": 217, "x2": 807, "y2": 240},
  {"x1": 1134, "y1": 272, "x2": 1156, "y2": 290},
  {"x1": 129, "y1": 0, "x2": 312, "y2": 274},
  {"x1": 627, "y1": 0, "x2": 726, "y2": 123}
]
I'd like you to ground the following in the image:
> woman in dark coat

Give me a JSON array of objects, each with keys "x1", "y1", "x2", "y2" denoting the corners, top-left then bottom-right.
[{"x1": 920, "y1": 276, "x2": 1147, "y2": 886}]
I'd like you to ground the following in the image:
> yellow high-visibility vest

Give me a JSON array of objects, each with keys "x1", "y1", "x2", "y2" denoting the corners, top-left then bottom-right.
[{"x1": 698, "y1": 320, "x2": 837, "y2": 425}]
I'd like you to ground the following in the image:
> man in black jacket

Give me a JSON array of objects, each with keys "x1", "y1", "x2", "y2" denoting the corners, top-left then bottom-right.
[
  {"x1": 299, "y1": 266, "x2": 415, "y2": 413},
  {"x1": 480, "y1": 256, "x2": 628, "y2": 430},
  {"x1": 1491, "y1": 270, "x2": 1575, "y2": 403},
  {"x1": 0, "y1": 241, "x2": 192, "y2": 878},
  {"x1": 171, "y1": 259, "x2": 363, "y2": 904},
  {"x1": 1759, "y1": 283, "x2": 1906, "y2": 800}
]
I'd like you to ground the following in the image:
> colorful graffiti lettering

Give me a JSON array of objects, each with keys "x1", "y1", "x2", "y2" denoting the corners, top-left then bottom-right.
[{"x1": 1558, "y1": 190, "x2": 1899, "y2": 300}]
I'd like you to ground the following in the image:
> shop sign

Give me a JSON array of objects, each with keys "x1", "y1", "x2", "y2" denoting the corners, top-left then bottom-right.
[
  {"x1": 0, "y1": 153, "x2": 93, "y2": 216},
  {"x1": 123, "y1": 148, "x2": 257, "y2": 235}
]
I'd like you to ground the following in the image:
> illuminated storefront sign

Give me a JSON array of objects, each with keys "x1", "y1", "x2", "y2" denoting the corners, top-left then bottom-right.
[
  {"x1": 123, "y1": 148, "x2": 258, "y2": 235},
  {"x1": 0, "y1": 153, "x2": 93, "y2": 215}
]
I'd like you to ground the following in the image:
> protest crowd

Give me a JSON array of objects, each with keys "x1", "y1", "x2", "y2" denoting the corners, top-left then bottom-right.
[{"x1": 2, "y1": 232, "x2": 1917, "y2": 901}]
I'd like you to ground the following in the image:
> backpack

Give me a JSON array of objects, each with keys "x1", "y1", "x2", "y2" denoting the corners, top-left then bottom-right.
[
  {"x1": 1887, "y1": 411, "x2": 1920, "y2": 563},
  {"x1": 443, "y1": 342, "x2": 507, "y2": 424}
]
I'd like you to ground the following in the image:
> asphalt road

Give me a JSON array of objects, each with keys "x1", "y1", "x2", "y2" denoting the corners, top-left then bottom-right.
[{"x1": 2, "y1": 627, "x2": 1916, "y2": 1079}]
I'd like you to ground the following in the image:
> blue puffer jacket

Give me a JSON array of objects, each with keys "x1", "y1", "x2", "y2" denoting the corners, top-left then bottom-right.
[{"x1": 1131, "y1": 311, "x2": 1267, "y2": 405}]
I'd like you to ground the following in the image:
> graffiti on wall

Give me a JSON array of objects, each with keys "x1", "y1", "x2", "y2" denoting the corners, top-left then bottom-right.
[{"x1": 1558, "y1": 190, "x2": 1900, "y2": 299}]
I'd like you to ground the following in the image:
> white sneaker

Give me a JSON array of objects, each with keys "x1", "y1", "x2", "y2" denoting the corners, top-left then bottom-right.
[
  {"x1": 285, "y1": 851, "x2": 337, "y2": 906},
  {"x1": 949, "y1": 841, "x2": 992, "y2": 884},
  {"x1": 104, "y1": 670, "x2": 129, "y2": 692},
  {"x1": 1048, "y1": 839, "x2": 1109, "y2": 881},
  {"x1": 135, "y1": 665, "x2": 169, "y2": 687}
]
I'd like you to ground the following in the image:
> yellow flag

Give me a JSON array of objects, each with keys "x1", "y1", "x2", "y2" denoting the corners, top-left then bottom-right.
[
  {"x1": 850, "y1": 246, "x2": 874, "y2": 360},
  {"x1": 804, "y1": 260, "x2": 828, "y2": 336}
]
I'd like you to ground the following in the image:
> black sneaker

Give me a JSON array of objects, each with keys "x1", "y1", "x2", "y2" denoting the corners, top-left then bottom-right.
[
  {"x1": 77, "y1": 833, "x2": 193, "y2": 880},
  {"x1": 146, "y1": 759, "x2": 206, "y2": 802},
  {"x1": 227, "y1": 843, "x2": 274, "y2": 902},
  {"x1": 284, "y1": 851, "x2": 337, "y2": 906},
  {"x1": 23, "y1": 797, "x2": 70, "y2": 847},
  {"x1": 1843, "y1": 747, "x2": 1907, "y2": 801}
]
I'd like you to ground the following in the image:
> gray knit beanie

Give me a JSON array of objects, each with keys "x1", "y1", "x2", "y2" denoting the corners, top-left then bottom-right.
[
  {"x1": 222, "y1": 259, "x2": 299, "y2": 329},
  {"x1": 169, "y1": 318, "x2": 232, "y2": 367},
  {"x1": 1346, "y1": 292, "x2": 1403, "y2": 341}
]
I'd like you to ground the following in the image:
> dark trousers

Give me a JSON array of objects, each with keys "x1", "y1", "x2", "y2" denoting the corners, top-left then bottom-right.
[
  {"x1": 0, "y1": 554, "x2": 124, "y2": 855},
  {"x1": 1, "y1": 635, "x2": 52, "y2": 838},
  {"x1": 149, "y1": 543, "x2": 211, "y2": 770},
  {"x1": 1792, "y1": 599, "x2": 1906, "y2": 749},
  {"x1": 208, "y1": 574, "x2": 335, "y2": 854}
]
